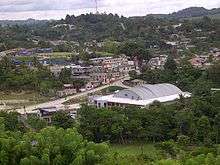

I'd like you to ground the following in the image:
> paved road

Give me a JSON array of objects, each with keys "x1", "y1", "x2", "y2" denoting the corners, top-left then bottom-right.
[{"x1": 16, "y1": 76, "x2": 130, "y2": 114}]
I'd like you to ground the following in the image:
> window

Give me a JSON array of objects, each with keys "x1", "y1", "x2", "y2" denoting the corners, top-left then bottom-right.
[{"x1": 124, "y1": 94, "x2": 128, "y2": 97}]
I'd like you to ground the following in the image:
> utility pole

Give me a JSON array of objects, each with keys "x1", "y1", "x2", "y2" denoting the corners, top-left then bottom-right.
[{"x1": 95, "y1": 0, "x2": 98, "y2": 14}]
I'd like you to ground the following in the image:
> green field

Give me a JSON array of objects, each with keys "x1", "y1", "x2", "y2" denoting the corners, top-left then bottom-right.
[
  {"x1": 111, "y1": 144, "x2": 159, "y2": 156},
  {"x1": 38, "y1": 52, "x2": 73, "y2": 59},
  {"x1": 110, "y1": 144, "x2": 162, "y2": 164},
  {"x1": 95, "y1": 51, "x2": 115, "y2": 57},
  {"x1": 15, "y1": 56, "x2": 35, "y2": 62}
]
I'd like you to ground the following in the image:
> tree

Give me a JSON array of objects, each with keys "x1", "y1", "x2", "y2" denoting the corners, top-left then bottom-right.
[
  {"x1": 27, "y1": 115, "x2": 47, "y2": 131},
  {"x1": 208, "y1": 63, "x2": 220, "y2": 87},
  {"x1": 59, "y1": 68, "x2": 72, "y2": 84},
  {"x1": 118, "y1": 41, "x2": 151, "y2": 62},
  {"x1": 0, "y1": 43, "x2": 6, "y2": 52},
  {"x1": 196, "y1": 116, "x2": 211, "y2": 145},
  {"x1": 51, "y1": 111, "x2": 75, "y2": 129},
  {"x1": 214, "y1": 113, "x2": 220, "y2": 144},
  {"x1": 129, "y1": 70, "x2": 138, "y2": 80},
  {"x1": 164, "y1": 56, "x2": 177, "y2": 71},
  {"x1": 0, "y1": 127, "x2": 111, "y2": 165},
  {"x1": 192, "y1": 79, "x2": 212, "y2": 99}
]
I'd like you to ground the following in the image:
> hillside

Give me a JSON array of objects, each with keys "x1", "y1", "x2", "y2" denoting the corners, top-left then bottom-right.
[
  {"x1": 148, "y1": 7, "x2": 220, "y2": 19},
  {"x1": 0, "y1": 19, "x2": 49, "y2": 26}
]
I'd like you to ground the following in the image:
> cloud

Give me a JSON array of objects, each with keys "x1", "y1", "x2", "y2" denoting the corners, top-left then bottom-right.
[{"x1": 0, "y1": 0, "x2": 219, "y2": 20}]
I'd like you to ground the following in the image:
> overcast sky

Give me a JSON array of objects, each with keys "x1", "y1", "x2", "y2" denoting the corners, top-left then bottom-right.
[{"x1": 0, "y1": 0, "x2": 219, "y2": 20}]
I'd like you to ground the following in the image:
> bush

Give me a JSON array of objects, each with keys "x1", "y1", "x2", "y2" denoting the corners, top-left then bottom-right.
[
  {"x1": 191, "y1": 147, "x2": 216, "y2": 157},
  {"x1": 156, "y1": 140, "x2": 179, "y2": 157},
  {"x1": 177, "y1": 135, "x2": 190, "y2": 147}
]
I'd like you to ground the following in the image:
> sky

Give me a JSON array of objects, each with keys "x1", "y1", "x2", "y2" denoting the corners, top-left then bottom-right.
[{"x1": 0, "y1": 0, "x2": 219, "y2": 20}]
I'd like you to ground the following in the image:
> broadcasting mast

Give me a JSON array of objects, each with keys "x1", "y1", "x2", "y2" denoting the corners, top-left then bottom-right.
[{"x1": 95, "y1": 0, "x2": 99, "y2": 14}]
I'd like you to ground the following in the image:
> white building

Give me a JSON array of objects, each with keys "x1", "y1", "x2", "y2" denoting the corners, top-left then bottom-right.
[
  {"x1": 91, "y1": 83, "x2": 191, "y2": 108},
  {"x1": 148, "y1": 55, "x2": 168, "y2": 69}
]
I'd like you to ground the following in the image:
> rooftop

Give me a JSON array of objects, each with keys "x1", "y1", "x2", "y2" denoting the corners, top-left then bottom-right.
[{"x1": 94, "y1": 83, "x2": 191, "y2": 106}]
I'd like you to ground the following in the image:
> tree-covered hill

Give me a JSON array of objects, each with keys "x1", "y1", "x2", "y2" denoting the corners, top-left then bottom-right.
[{"x1": 149, "y1": 7, "x2": 220, "y2": 19}]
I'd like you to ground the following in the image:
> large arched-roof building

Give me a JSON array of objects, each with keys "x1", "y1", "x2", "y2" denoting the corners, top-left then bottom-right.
[
  {"x1": 92, "y1": 83, "x2": 191, "y2": 108},
  {"x1": 114, "y1": 84, "x2": 183, "y2": 100}
]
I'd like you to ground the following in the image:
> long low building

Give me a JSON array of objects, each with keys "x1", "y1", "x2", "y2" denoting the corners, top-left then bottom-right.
[{"x1": 91, "y1": 83, "x2": 191, "y2": 108}]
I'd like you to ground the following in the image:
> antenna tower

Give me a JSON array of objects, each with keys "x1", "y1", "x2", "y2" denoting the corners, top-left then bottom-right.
[{"x1": 95, "y1": 0, "x2": 98, "y2": 14}]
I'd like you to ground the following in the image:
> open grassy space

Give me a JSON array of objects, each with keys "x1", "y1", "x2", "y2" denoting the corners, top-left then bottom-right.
[
  {"x1": 15, "y1": 56, "x2": 36, "y2": 62},
  {"x1": 111, "y1": 144, "x2": 159, "y2": 156},
  {"x1": 0, "y1": 91, "x2": 51, "y2": 108},
  {"x1": 95, "y1": 51, "x2": 115, "y2": 57},
  {"x1": 38, "y1": 52, "x2": 73, "y2": 59}
]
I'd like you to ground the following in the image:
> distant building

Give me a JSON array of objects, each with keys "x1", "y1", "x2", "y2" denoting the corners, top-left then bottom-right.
[
  {"x1": 90, "y1": 56, "x2": 136, "y2": 85},
  {"x1": 56, "y1": 84, "x2": 77, "y2": 97},
  {"x1": 89, "y1": 57, "x2": 112, "y2": 64},
  {"x1": 49, "y1": 65, "x2": 65, "y2": 77},
  {"x1": 65, "y1": 64, "x2": 93, "y2": 77},
  {"x1": 148, "y1": 55, "x2": 168, "y2": 69},
  {"x1": 36, "y1": 48, "x2": 53, "y2": 54},
  {"x1": 90, "y1": 83, "x2": 191, "y2": 108},
  {"x1": 16, "y1": 48, "x2": 35, "y2": 56},
  {"x1": 189, "y1": 57, "x2": 205, "y2": 68},
  {"x1": 32, "y1": 105, "x2": 80, "y2": 123}
]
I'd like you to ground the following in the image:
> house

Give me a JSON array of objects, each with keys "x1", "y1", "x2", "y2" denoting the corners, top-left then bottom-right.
[
  {"x1": 90, "y1": 72, "x2": 111, "y2": 84},
  {"x1": 148, "y1": 55, "x2": 168, "y2": 69},
  {"x1": 90, "y1": 83, "x2": 191, "y2": 108},
  {"x1": 89, "y1": 56, "x2": 136, "y2": 85},
  {"x1": 35, "y1": 107, "x2": 58, "y2": 123},
  {"x1": 166, "y1": 41, "x2": 178, "y2": 46},
  {"x1": 16, "y1": 48, "x2": 35, "y2": 56},
  {"x1": 89, "y1": 57, "x2": 112, "y2": 64},
  {"x1": 32, "y1": 104, "x2": 80, "y2": 123},
  {"x1": 56, "y1": 84, "x2": 77, "y2": 97},
  {"x1": 65, "y1": 64, "x2": 93, "y2": 77},
  {"x1": 36, "y1": 48, "x2": 53, "y2": 54},
  {"x1": 49, "y1": 65, "x2": 65, "y2": 77},
  {"x1": 189, "y1": 57, "x2": 206, "y2": 68},
  {"x1": 0, "y1": 51, "x2": 6, "y2": 60}
]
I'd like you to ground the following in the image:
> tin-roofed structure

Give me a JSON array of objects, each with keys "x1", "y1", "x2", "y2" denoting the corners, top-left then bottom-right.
[{"x1": 91, "y1": 83, "x2": 191, "y2": 108}]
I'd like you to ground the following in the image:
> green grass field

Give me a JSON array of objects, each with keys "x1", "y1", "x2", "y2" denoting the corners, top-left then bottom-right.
[
  {"x1": 111, "y1": 144, "x2": 159, "y2": 156},
  {"x1": 15, "y1": 56, "x2": 35, "y2": 62},
  {"x1": 95, "y1": 51, "x2": 115, "y2": 57},
  {"x1": 38, "y1": 52, "x2": 73, "y2": 59}
]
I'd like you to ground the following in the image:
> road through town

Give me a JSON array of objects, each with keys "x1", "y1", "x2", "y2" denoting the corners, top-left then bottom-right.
[{"x1": 16, "y1": 77, "x2": 130, "y2": 114}]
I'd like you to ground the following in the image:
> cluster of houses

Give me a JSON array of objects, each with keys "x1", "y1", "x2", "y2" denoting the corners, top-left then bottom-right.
[
  {"x1": 147, "y1": 55, "x2": 168, "y2": 70},
  {"x1": 49, "y1": 55, "x2": 138, "y2": 97},
  {"x1": 1, "y1": 47, "x2": 53, "y2": 57},
  {"x1": 189, "y1": 48, "x2": 220, "y2": 68}
]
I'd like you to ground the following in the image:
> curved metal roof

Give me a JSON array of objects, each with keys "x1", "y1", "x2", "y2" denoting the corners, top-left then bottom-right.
[
  {"x1": 141, "y1": 84, "x2": 182, "y2": 98},
  {"x1": 114, "y1": 83, "x2": 183, "y2": 100}
]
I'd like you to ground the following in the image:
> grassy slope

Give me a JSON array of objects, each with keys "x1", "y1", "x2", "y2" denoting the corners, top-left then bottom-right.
[{"x1": 0, "y1": 91, "x2": 50, "y2": 108}]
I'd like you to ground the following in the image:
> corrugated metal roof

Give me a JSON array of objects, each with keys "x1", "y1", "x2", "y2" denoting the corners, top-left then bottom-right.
[{"x1": 115, "y1": 83, "x2": 183, "y2": 100}]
